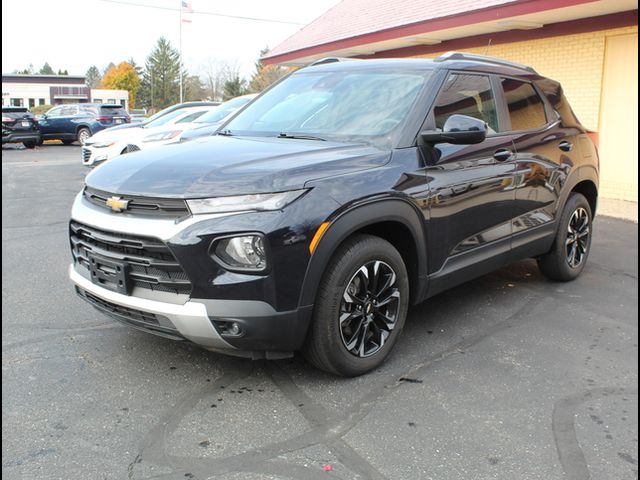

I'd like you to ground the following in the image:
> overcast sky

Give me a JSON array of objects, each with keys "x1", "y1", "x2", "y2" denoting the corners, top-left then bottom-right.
[{"x1": 2, "y1": 0, "x2": 339, "y2": 78}]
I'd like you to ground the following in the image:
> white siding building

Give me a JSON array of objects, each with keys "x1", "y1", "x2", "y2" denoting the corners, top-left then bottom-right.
[{"x1": 1, "y1": 74, "x2": 129, "y2": 110}]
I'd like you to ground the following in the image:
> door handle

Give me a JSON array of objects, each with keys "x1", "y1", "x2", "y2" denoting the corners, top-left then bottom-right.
[
  {"x1": 493, "y1": 149, "x2": 513, "y2": 162},
  {"x1": 558, "y1": 140, "x2": 573, "y2": 152}
]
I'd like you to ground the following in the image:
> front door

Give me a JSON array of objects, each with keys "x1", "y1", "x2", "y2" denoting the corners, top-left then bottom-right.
[{"x1": 422, "y1": 72, "x2": 518, "y2": 282}]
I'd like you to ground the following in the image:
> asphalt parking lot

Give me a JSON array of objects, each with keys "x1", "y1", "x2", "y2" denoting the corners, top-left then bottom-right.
[{"x1": 2, "y1": 144, "x2": 638, "y2": 480}]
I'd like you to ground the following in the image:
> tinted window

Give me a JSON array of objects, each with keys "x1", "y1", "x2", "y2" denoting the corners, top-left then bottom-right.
[
  {"x1": 433, "y1": 74, "x2": 499, "y2": 133},
  {"x1": 501, "y1": 79, "x2": 547, "y2": 130},
  {"x1": 145, "y1": 108, "x2": 192, "y2": 128},
  {"x1": 99, "y1": 105, "x2": 127, "y2": 116}
]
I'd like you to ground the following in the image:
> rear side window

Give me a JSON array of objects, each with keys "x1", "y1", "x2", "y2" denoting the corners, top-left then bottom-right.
[
  {"x1": 501, "y1": 78, "x2": 547, "y2": 130},
  {"x1": 433, "y1": 74, "x2": 499, "y2": 133},
  {"x1": 175, "y1": 110, "x2": 206, "y2": 123},
  {"x1": 99, "y1": 105, "x2": 127, "y2": 116}
]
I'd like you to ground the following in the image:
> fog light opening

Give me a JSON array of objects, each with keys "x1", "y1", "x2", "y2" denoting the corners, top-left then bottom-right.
[{"x1": 213, "y1": 320, "x2": 245, "y2": 337}]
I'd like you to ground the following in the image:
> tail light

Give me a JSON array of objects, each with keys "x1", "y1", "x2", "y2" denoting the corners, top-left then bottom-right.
[
  {"x1": 95, "y1": 116, "x2": 112, "y2": 122},
  {"x1": 2, "y1": 116, "x2": 16, "y2": 123}
]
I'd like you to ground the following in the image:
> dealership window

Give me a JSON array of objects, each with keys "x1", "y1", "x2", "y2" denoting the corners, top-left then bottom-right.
[
  {"x1": 10, "y1": 98, "x2": 23, "y2": 107},
  {"x1": 107, "y1": 99, "x2": 116, "y2": 104},
  {"x1": 433, "y1": 74, "x2": 499, "y2": 133},
  {"x1": 93, "y1": 98, "x2": 103, "y2": 104},
  {"x1": 39, "y1": 98, "x2": 45, "y2": 105},
  {"x1": 28, "y1": 98, "x2": 35, "y2": 108},
  {"x1": 120, "y1": 99, "x2": 126, "y2": 107},
  {"x1": 501, "y1": 78, "x2": 547, "y2": 131}
]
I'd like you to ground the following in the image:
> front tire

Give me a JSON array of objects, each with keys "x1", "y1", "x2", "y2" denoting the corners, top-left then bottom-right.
[
  {"x1": 23, "y1": 141, "x2": 36, "y2": 149},
  {"x1": 537, "y1": 193, "x2": 593, "y2": 281},
  {"x1": 304, "y1": 235, "x2": 409, "y2": 376}
]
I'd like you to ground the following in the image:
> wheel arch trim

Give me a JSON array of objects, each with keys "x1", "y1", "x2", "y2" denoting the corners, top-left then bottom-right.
[{"x1": 298, "y1": 197, "x2": 428, "y2": 309}]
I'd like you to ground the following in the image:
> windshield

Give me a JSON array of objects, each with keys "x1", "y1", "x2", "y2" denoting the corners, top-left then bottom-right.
[
  {"x1": 196, "y1": 96, "x2": 254, "y2": 124},
  {"x1": 224, "y1": 69, "x2": 431, "y2": 147},
  {"x1": 144, "y1": 108, "x2": 192, "y2": 128}
]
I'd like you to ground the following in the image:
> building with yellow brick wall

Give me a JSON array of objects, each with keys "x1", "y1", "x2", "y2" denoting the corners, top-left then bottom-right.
[{"x1": 264, "y1": 0, "x2": 638, "y2": 202}]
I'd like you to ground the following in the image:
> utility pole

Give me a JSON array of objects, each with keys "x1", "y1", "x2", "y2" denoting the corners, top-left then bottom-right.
[{"x1": 179, "y1": 0, "x2": 183, "y2": 103}]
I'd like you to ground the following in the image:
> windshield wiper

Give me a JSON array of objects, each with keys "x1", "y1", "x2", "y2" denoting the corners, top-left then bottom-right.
[
  {"x1": 217, "y1": 129, "x2": 234, "y2": 136},
  {"x1": 277, "y1": 132, "x2": 326, "y2": 141}
]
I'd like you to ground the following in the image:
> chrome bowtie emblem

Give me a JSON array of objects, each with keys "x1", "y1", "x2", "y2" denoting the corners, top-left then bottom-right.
[{"x1": 106, "y1": 196, "x2": 130, "y2": 212}]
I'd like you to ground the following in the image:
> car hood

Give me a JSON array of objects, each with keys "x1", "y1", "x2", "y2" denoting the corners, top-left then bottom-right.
[
  {"x1": 86, "y1": 135, "x2": 390, "y2": 198},
  {"x1": 89, "y1": 125, "x2": 145, "y2": 143}
]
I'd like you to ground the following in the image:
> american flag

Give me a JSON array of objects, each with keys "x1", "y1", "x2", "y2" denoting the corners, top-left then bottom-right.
[{"x1": 181, "y1": 1, "x2": 193, "y2": 22}]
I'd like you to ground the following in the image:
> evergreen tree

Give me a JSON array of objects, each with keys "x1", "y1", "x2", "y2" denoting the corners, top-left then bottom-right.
[
  {"x1": 39, "y1": 62, "x2": 54, "y2": 74},
  {"x1": 85, "y1": 66, "x2": 102, "y2": 88},
  {"x1": 137, "y1": 37, "x2": 182, "y2": 110},
  {"x1": 223, "y1": 76, "x2": 247, "y2": 101}
]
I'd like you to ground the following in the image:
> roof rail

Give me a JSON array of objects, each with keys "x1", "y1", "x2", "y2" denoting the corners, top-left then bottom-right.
[
  {"x1": 434, "y1": 52, "x2": 537, "y2": 74},
  {"x1": 309, "y1": 57, "x2": 360, "y2": 66}
]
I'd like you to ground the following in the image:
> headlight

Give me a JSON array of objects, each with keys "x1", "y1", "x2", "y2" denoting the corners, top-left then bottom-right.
[
  {"x1": 186, "y1": 190, "x2": 307, "y2": 215},
  {"x1": 142, "y1": 130, "x2": 181, "y2": 142},
  {"x1": 88, "y1": 141, "x2": 115, "y2": 148},
  {"x1": 212, "y1": 234, "x2": 267, "y2": 271}
]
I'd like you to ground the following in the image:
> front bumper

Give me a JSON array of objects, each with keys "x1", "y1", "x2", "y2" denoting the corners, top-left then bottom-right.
[
  {"x1": 68, "y1": 191, "x2": 314, "y2": 357},
  {"x1": 70, "y1": 264, "x2": 237, "y2": 351}
]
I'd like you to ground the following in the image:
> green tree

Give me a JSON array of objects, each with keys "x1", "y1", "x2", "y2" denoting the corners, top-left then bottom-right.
[
  {"x1": 39, "y1": 62, "x2": 54, "y2": 74},
  {"x1": 248, "y1": 47, "x2": 290, "y2": 93},
  {"x1": 184, "y1": 75, "x2": 206, "y2": 101},
  {"x1": 57, "y1": 69, "x2": 69, "y2": 75},
  {"x1": 15, "y1": 63, "x2": 34, "y2": 74},
  {"x1": 137, "y1": 37, "x2": 181, "y2": 110},
  {"x1": 101, "y1": 62, "x2": 141, "y2": 108},
  {"x1": 85, "y1": 66, "x2": 102, "y2": 88},
  {"x1": 103, "y1": 62, "x2": 116, "y2": 75},
  {"x1": 223, "y1": 76, "x2": 247, "y2": 100}
]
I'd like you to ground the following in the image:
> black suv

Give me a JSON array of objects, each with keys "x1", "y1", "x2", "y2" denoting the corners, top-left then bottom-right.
[
  {"x1": 2, "y1": 107, "x2": 40, "y2": 148},
  {"x1": 68, "y1": 53, "x2": 598, "y2": 376}
]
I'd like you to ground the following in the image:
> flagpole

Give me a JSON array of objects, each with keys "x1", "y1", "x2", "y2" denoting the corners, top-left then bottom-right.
[{"x1": 179, "y1": 0, "x2": 183, "y2": 103}]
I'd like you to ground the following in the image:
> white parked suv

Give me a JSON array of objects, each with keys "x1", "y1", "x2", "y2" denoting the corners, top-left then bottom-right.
[{"x1": 81, "y1": 105, "x2": 217, "y2": 166}]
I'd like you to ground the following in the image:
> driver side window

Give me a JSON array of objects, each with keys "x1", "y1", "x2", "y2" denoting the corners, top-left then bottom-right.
[
  {"x1": 433, "y1": 73, "x2": 499, "y2": 134},
  {"x1": 46, "y1": 106, "x2": 63, "y2": 118}
]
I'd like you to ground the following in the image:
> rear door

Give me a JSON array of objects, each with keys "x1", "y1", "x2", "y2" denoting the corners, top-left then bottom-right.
[
  {"x1": 496, "y1": 77, "x2": 580, "y2": 258},
  {"x1": 422, "y1": 72, "x2": 518, "y2": 281}
]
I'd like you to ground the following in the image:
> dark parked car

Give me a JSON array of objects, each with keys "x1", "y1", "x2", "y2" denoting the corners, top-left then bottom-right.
[
  {"x1": 68, "y1": 53, "x2": 599, "y2": 376},
  {"x1": 38, "y1": 103, "x2": 130, "y2": 145},
  {"x1": 2, "y1": 107, "x2": 40, "y2": 148}
]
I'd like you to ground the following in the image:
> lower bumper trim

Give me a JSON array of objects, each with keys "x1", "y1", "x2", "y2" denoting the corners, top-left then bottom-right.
[{"x1": 69, "y1": 264, "x2": 235, "y2": 350}]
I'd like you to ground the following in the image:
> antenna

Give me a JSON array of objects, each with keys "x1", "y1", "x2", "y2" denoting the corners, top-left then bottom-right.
[{"x1": 484, "y1": 39, "x2": 492, "y2": 56}]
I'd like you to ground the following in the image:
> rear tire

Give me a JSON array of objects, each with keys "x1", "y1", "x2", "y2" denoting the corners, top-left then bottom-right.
[
  {"x1": 304, "y1": 234, "x2": 409, "y2": 376},
  {"x1": 537, "y1": 193, "x2": 593, "y2": 281},
  {"x1": 76, "y1": 128, "x2": 91, "y2": 145},
  {"x1": 23, "y1": 141, "x2": 36, "y2": 149}
]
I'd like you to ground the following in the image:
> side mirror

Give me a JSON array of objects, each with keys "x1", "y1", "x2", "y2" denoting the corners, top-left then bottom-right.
[{"x1": 420, "y1": 114, "x2": 488, "y2": 145}]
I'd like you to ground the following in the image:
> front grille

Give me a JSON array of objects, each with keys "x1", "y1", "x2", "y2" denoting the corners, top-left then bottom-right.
[
  {"x1": 76, "y1": 287, "x2": 184, "y2": 340},
  {"x1": 70, "y1": 221, "x2": 192, "y2": 295},
  {"x1": 82, "y1": 148, "x2": 91, "y2": 162},
  {"x1": 84, "y1": 186, "x2": 190, "y2": 218},
  {"x1": 124, "y1": 144, "x2": 140, "y2": 153}
]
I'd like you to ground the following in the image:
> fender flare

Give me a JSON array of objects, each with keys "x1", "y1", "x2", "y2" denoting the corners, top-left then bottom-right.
[
  {"x1": 298, "y1": 198, "x2": 428, "y2": 309},
  {"x1": 558, "y1": 164, "x2": 599, "y2": 216}
]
